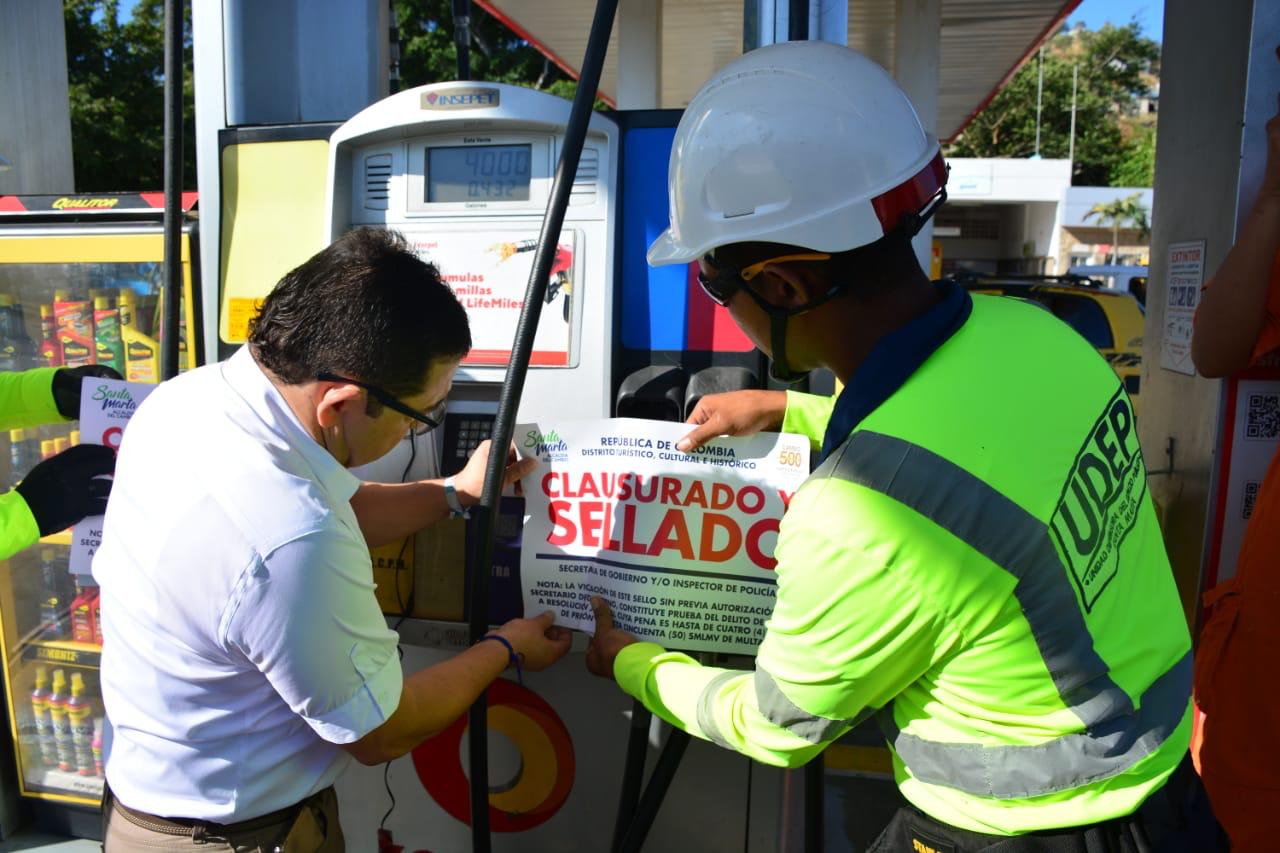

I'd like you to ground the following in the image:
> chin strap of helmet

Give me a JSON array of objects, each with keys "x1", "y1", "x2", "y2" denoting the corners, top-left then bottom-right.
[
  {"x1": 756, "y1": 183, "x2": 950, "y2": 384},
  {"x1": 768, "y1": 311, "x2": 808, "y2": 384}
]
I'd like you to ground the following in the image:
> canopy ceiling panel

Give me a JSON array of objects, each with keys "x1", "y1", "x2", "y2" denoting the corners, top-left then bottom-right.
[{"x1": 476, "y1": 0, "x2": 1078, "y2": 139}]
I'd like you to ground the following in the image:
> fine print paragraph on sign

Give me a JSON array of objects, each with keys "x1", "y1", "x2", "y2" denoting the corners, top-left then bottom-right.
[
  {"x1": 70, "y1": 378, "x2": 156, "y2": 575},
  {"x1": 518, "y1": 419, "x2": 810, "y2": 654}
]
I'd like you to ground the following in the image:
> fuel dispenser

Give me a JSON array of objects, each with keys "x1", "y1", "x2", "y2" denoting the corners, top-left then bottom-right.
[
  {"x1": 323, "y1": 84, "x2": 786, "y2": 851},
  {"x1": 324, "y1": 82, "x2": 618, "y2": 627}
]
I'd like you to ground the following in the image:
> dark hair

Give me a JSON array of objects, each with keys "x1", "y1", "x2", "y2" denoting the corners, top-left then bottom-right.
[
  {"x1": 247, "y1": 228, "x2": 471, "y2": 396},
  {"x1": 719, "y1": 231, "x2": 924, "y2": 303}
]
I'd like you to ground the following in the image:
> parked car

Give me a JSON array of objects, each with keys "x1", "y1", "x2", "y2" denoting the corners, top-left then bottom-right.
[
  {"x1": 1068, "y1": 264, "x2": 1149, "y2": 307},
  {"x1": 943, "y1": 271, "x2": 1146, "y2": 414}
]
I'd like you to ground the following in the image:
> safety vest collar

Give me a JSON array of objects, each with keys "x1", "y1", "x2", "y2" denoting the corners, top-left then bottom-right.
[{"x1": 819, "y1": 282, "x2": 972, "y2": 463}]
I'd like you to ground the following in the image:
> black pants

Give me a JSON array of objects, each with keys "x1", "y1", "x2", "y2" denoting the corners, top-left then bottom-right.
[{"x1": 867, "y1": 756, "x2": 1226, "y2": 853}]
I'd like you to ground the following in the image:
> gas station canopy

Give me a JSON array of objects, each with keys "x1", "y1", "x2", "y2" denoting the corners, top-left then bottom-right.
[{"x1": 474, "y1": 0, "x2": 1079, "y2": 141}]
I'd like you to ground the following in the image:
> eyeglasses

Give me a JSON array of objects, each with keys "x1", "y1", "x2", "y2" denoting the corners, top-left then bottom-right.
[
  {"x1": 316, "y1": 372, "x2": 447, "y2": 435},
  {"x1": 696, "y1": 252, "x2": 831, "y2": 307}
]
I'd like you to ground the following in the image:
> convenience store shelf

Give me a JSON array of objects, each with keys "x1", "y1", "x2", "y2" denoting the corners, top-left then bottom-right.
[
  {"x1": 21, "y1": 764, "x2": 103, "y2": 800},
  {"x1": 21, "y1": 640, "x2": 101, "y2": 670}
]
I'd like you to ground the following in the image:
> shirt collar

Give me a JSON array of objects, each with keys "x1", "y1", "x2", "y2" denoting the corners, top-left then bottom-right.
[
  {"x1": 819, "y1": 281, "x2": 973, "y2": 463},
  {"x1": 221, "y1": 347, "x2": 362, "y2": 504}
]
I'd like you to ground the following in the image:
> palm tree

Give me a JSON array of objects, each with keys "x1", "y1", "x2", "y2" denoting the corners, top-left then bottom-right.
[{"x1": 1084, "y1": 193, "x2": 1151, "y2": 264}]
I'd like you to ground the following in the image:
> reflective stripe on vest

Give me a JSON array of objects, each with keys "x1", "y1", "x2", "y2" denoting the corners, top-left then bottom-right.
[{"x1": 743, "y1": 428, "x2": 1190, "y2": 799}]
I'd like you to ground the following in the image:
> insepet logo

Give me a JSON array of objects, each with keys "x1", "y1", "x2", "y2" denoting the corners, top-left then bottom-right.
[{"x1": 421, "y1": 87, "x2": 500, "y2": 110}]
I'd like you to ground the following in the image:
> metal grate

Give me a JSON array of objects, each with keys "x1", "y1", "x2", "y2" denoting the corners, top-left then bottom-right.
[
  {"x1": 364, "y1": 153, "x2": 392, "y2": 210},
  {"x1": 570, "y1": 147, "x2": 598, "y2": 206}
]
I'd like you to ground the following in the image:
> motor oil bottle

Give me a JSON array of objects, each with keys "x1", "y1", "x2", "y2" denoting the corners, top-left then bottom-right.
[
  {"x1": 118, "y1": 291, "x2": 158, "y2": 383},
  {"x1": 54, "y1": 290, "x2": 94, "y2": 368},
  {"x1": 68, "y1": 673, "x2": 94, "y2": 776},
  {"x1": 92, "y1": 593, "x2": 103, "y2": 645},
  {"x1": 70, "y1": 578, "x2": 97, "y2": 644},
  {"x1": 0, "y1": 296, "x2": 38, "y2": 370},
  {"x1": 38, "y1": 304, "x2": 61, "y2": 367},
  {"x1": 29, "y1": 665, "x2": 56, "y2": 767},
  {"x1": 48, "y1": 669, "x2": 72, "y2": 772},
  {"x1": 150, "y1": 290, "x2": 191, "y2": 372},
  {"x1": 0, "y1": 295, "x2": 27, "y2": 371},
  {"x1": 91, "y1": 717, "x2": 104, "y2": 777},
  {"x1": 39, "y1": 548, "x2": 70, "y2": 640},
  {"x1": 92, "y1": 296, "x2": 125, "y2": 373}
]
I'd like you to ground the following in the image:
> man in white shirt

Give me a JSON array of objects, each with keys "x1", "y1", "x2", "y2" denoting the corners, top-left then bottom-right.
[{"x1": 94, "y1": 228, "x2": 571, "y2": 851}]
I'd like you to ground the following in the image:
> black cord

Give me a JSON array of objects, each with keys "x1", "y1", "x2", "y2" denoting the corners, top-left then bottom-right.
[
  {"x1": 382, "y1": 429, "x2": 421, "y2": 827},
  {"x1": 743, "y1": 758, "x2": 752, "y2": 853},
  {"x1": 392, "y1": 431, "x2": 419, "y2": 630},
  {"x1": 380, "y1": 760, "x2": 397, "y2": 830}
]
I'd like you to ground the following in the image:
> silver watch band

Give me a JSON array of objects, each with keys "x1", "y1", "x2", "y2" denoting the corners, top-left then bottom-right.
[{"x1": 443, "y1": 476, "x2": 470, "y2": 519}]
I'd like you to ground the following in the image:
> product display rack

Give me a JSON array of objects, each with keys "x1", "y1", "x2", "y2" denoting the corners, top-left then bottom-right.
[
  {"x1": 0, "y1": 193, "x2": 202, "y2": 811},
  {"x1": 0, "y1": 529, "x2": 105, "y2": 806}
]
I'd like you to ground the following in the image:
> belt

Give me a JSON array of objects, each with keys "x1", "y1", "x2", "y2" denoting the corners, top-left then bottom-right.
[{"x1": 109, "y1": 787, "x2": 324, "y2": 842}]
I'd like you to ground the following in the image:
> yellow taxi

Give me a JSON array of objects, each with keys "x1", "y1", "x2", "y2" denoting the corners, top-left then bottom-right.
[{"x1": 945, "y1": 273, "x2": 1146, "y2": 415}]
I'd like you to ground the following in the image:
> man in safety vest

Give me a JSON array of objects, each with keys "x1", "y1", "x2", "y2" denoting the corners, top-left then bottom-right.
[
  {"x1": 586, "y1": 41, "x2": 1217, "y2": 850},
  {"x1": 0, "y1": 364, "x2": 119, "y2": 558}
]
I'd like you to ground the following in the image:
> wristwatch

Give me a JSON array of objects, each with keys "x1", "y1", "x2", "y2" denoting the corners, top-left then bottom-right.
[{"x1": 443, "y1": 476, "x2": 471, "y2": 520}]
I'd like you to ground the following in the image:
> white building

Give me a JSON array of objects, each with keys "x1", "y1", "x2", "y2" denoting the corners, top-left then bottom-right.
[{"x1": 934, "y1": 157, "x2": 1153, "y2": 276}]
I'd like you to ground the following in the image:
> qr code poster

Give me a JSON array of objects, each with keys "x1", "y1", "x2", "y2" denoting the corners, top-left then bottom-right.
[
  {"x1": 1211, "y1": 378, "x2": 1280, "y2": 584},
  {"x1": 1244, "y1": 392, "x2": 1280, "y2": 440},
  {"x1": 1243, "y1": 481, "x2": 1261, "y2": 520}
]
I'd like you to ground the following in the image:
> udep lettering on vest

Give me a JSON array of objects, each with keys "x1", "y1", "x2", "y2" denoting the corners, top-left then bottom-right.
[{"x1": 1049, "y1": 388, "x2": 1145, "y2": 610}]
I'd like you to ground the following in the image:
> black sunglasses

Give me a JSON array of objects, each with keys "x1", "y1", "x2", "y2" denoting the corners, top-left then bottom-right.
[
  {"x1": 317, "y1": 372, "x2": 447, "y2": 436},
  {"x1": 696, "y1": 251, "x2": 832, "y2": 307}
]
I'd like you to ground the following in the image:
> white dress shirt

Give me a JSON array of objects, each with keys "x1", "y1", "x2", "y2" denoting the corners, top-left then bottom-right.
[{"x1": 93, "y1": 347, "x2": 402, "y2": 821}]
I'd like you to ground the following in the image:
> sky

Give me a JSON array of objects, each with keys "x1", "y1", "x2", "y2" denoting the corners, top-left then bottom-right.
[{"x1": 1067, "y1": 0, "x2": 1164, "y2": 43}]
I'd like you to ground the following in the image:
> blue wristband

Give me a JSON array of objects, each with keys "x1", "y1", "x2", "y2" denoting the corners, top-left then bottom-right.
[{"x1": 481, "y1": 634, "x2": 523, "y2": 685}]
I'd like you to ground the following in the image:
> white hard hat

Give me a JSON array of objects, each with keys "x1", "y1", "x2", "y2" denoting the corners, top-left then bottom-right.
[{"x1": 648, "y1": 41, "x2": 946, "y2": 266}]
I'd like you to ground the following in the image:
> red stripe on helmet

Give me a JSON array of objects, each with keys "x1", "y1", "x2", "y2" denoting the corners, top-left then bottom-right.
[{"x1": 870, "y1": 151, "x2": 947, "y2": 234}]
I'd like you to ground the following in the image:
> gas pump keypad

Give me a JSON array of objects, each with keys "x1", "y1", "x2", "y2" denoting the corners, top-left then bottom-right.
[
  {"x1": 456, "y1": 418, "x2": 492, "y2": 458},
  {"x1": 441, "y1": 412, "x2": 496, "y2": 477}
]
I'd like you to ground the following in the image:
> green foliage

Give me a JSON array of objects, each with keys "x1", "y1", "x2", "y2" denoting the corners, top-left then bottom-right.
[
  {"x1": 396, "y1": 0, "x2": 586, "y2": 100},
  {"x1": 64, "y1": 0, "x2": 195, "y2": 192},
  {"x1": 947, "y1": 23, "x2": 1160, "y2": 186},
  {"x1": 1084, "y1": 192, "x2": 1150, "y2": 262},
  {"x1": 395, "y1": 1, "x2": 606, "y2": 108},
  {"x1": 1110, "y1": 126, "x2": 1156, "y2": 187}
]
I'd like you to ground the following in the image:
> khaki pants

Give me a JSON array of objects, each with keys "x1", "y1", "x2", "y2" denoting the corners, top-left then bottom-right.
[{"x1": 103, "y1": 787, "x2": 344, "y2": 852}]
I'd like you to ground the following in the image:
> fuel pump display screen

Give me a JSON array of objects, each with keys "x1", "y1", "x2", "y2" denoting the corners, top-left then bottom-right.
[{"x1": 426, "y1": 144, "x2": 532, "y2": 202}]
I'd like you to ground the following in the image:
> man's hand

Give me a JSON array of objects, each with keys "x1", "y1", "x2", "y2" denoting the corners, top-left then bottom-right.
[
  {"x1": 585, "y1": 597, "x2": 639, "y2": 678},
  {"x1": 453, "y1": 439, "x2": 536, "y2": 505},
  {"x1": 677, "y1": 390, "x2": 788, "y2": 452},
  {"x1": 15, "y1": 444, "x2": 116, "y2": 536},
  {"x1": 493, "y1": 610, "x2": 573, "y2": 672},
  {"x1": 52, "y1": 365, "x2": 124, "y2": 420}
]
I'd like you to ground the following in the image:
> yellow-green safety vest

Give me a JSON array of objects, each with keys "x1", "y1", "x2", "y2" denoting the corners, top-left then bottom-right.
[
  {"x1": 0, "y1": 368, "x2": 67, "y2": 558},
  {"x1": 614, "y1": 293, "x2": 1190, "y2": 835}
]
